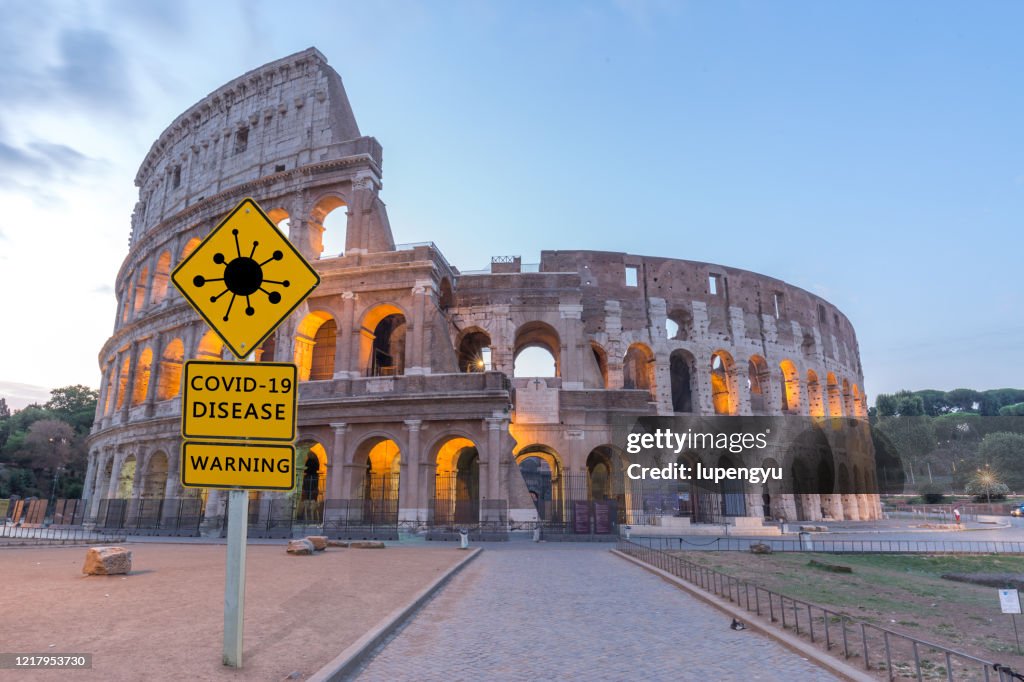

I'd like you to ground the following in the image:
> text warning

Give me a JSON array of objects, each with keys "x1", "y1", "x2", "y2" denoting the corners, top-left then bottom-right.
[
  {"x1": 182, "y1": 360, "x2": 297, "y2": 442},
  {"x1": 181, "y1": 441, "x2": 295, "y2": 490}
]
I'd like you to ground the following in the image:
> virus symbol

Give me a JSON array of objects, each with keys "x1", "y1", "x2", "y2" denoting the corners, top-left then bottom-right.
[{"x1": 192, "y1": 229, "x2": 290, "y2": 321}]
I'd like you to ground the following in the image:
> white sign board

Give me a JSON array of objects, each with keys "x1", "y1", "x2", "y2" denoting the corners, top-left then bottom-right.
[{"x1": 1000, "y1": 589, "x2": 1021, "y2": 614}]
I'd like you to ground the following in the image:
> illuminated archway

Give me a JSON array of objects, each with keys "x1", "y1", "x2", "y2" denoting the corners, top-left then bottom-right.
[
  {"x1": 196, "y1": 330, "x2": 223, "y2": 361},
  {"x1": 157, "y1": 339, "x2": 184, "y2": 400},
  {"x1": 516, "y1": 445, "x2": 564, "y2": 523},
  {"x1": 457, "y1": 329, "x2": 491, "y2": 373},
  {"x1": 806, "y1": 370, "x2": 825, "y2": 417},
  {"x1": 623, "y1": 343, "x2": 655, "y2": 398},
  {"x1": 142, "y1": 452, "x2": 168, "y2": 498},
  {"x1": 115, "y1": 356, "x2": 131, "y2": 411},
  {"x1": 116, "y1": 455, "x2": 136, "y2": 499},
  {"x1": 131, "y1": 347, "x2": 153, "y2": 406},
  {"x1": 826, "y1": 372, "x2": 843, "y2": 417},
  {"x1": 359, "y1": 304, "x2": 407, "y2": 376},
  {"x1": 434, "y1": 437, "x2": 480, "y2": 525},
  {"x1": 780, "y1": 359, "x2": 800, "y2": 413},
  {"x1": 710, "y1": 351, "x2": 736, "y2": 415},
  {"x1": 353, "y1": 437, "x2": 401, "y2": 524},
  {"x1": 133, "y1": 266, "x2": 148, "y2": 313},
  {"x1": 747, "y1": 355, "x2": 770, "y2": 414},
  {"x1": 295, "y1": 312, "x2": 337, "y2": 381}
]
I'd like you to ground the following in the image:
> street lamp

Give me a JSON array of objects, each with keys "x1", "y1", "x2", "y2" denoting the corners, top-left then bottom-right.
[{"x1": 976, "y1": 464, "x2": 997, "y2": 505}]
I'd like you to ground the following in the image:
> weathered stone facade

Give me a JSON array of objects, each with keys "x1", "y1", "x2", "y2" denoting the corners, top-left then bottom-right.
[{"x1": 86, "y1": 48, "x2": 881, "y2": 532}]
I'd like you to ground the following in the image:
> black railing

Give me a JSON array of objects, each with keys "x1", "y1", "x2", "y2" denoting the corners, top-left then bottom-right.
[
  {"x1": 631, "y1": 535, "x2": 1024, "y2": 555},
  {"x1": 617, "y1": 538, "x2": 1020, "y2": 680},
  {"x1": 0, "y1": 524, "x2": 125, "y2": 546}
]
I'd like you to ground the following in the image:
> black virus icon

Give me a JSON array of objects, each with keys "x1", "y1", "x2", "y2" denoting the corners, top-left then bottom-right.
[{"x1": 192, "y1": 229, "x2": 291, "y2": 321}]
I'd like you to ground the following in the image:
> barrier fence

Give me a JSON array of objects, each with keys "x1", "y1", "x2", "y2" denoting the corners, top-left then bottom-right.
[
  {"x1": 0, "y1": 524, "x2": 126, "y2": 546},
  {"x1": 632, "y1": 536, "x2": 1024, "y2": 555},
  {"x1": 616, "y1": 538, "x2": 1022, "y2": 681}
]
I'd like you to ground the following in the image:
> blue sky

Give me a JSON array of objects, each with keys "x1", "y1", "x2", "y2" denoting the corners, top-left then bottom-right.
[{"x1": 0, "y1": 0, "x2": 1021, "y2": 408}]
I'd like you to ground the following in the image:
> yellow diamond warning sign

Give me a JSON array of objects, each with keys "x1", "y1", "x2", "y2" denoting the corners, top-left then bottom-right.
[
  {"x1": 181, "y1": 441, "x2": 295, "y2": 491},
  {"x1": 182, "y1": 360, "x2": 297, "y2": 442},
  {"x1": 171, "y1": 198, "x2": 319, "y2": 359}
]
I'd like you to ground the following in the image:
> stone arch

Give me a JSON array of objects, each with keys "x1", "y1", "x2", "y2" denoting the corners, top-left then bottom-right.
[
  {"x1": 157, "y1": 338, "x2": 184, "y2": 400},
  {"x1": 516, "y1": 444, "x2": 565, "y2": 522},
  {"x1": 669, "y1": 349, "x2": 695, "y2": 413},
  {"x1": 359, "y1": 303, "x2": 408, "y2": 377},
  {"x1": 181, "y1": 237, "x2": 201, "y2": 261},
  {"x1": 116, "y1": 455, "x2": 137, "y2": 499},
  {"x1": 142, "y1": 451, "x2": 168, "y2": 498},
  {"x1": 623, "y1": 343, "x2": 656, "y2": 398},
  {"x1": 310, "y1": 193, "x2": 348, "y2": 259},
  {"x1": 852, "y1": 384, "x2": 866, "y2": 418},
  {"x1": 826, "y1": 372, "x2": 843, "y2": 417},
  {"x1": 133, "y1": 266, "x2": 149, "y2": 314},
  {"x1": 806, "y1": 369, "x2": 825, "y2": 417},
  {"x1": 710, "y1": 350, "x2": 737, "y2": 415},
  {"x1": 151, "y1": 251, "x2": 172, "y2": 304},
  {"x1": 115, "y1": 356, "x2": 131, "y2": 411},
  {"x1": 513, "y1": 321, "x2": 560, "y2": 378},
  {"x1": 295, "y1": 311, "x2": 337, "y2": 381},
  {"x1": 131, "y1": 347, "x2": 153, "y2": 406},
  {"x1": 432, "y1": 436, "x2": 480, "y2": 524},
  {"x1": 456, "y1": 328, "x2": 492, "y2": 373},
  {"x1": 588, "y1": 341, "x2": 609, "y2": 389},
  {"x1": 780, "y1": 359, "x2": 800, "y2": 413},
  {"x1": 666, "y1": 307, "x2": 692, "y2": 341},
  {"x1": 352, "y1": 435, "x2": 402, "y2": 513},
  {"x1": 747, "y1": 355, "x2": 770, "y2": 414},
  {"x1": 196, "y1": 330, "x2": 223, "y2": 360}
]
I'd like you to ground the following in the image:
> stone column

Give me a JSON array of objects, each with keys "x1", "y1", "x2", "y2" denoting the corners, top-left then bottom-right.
[
  {"x1": 81, "y1": 451, "x2": 97, "y2": 506},
  {"x1": 120, "y1": 343, "x2": 140, "y2": 423},
  {"x1": 105, "y1": 451, "x2": 124, "y2": 500},
  {"x1": 94, "y1": 367, "x2": 110, "y2": 428},
  {"x1": 745, "y1": 492, "x2": 765, "y2": 519},
  {"x1": 559, "y1": 303, "x2": 584, "y2": 389},
  {"x1": 335, "y1": 292, "x2": 357, "y2": 378},
  {"x1": 485, "y1": 418, "x2": 506, "y2": 523},
  {"x1": 604, "y1": 301, "x2": 624, "y2": 389},
  {"x1": 729, "y1": 362, "x2": 751, "y2": 416},
  {"x1": 401, "y1": 420, "x2": 423, "y2": 525},
  {"x1": 145, "y1": 332, "x2": 165, "y2": 417},
  {"x1": 841, "y1": 494, "x2": 861, "y2": 521},
  {"x1": 89, "y1": 451, "x2": 111, "y2": 519},
  {"x1": 406, "y1": 282, "x2": 431, "y2": 375}
]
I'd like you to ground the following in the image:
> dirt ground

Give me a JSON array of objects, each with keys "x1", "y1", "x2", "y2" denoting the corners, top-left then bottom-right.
[{"x1": 0, "y1": 542, "x2": 464, "y2": 681}]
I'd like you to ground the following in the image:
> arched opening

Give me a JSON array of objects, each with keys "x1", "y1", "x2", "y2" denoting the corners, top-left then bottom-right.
[
  {"x1": 666, "y1": 308, "x2": 692, "y2": 340},
  {"x1": 133, "y1": 267, "x2": 148, "y2": 314},
  {"x1": 747, "y1": 355, "x2": 770, "y2": 414},
  {"x1": 296, "y1": 441, "x2": 328, "y2": 522},
  {"x1": 311, "y1": 195, "x2": 347, "y2": 259},
  {"x1": 356, "y1": 437, "x2": 401, "y2": 524},
  {"x1": 103, "y1": 361, "x2": 117, "y2": 414},
  {"x1": 294, "y1": 312, "x2": 337, "y2": 381},
  {"x1": 196, "y1": 330, "x2": 223, "y2": 361},
  {"x1": 780, "y1": 359, "x2": 800, "y2": 413},
  {"x1": 360, "y1": 305, "x2": 407, "y2": 377},
  {"x1": 151, "y1": 251, "x2": 171, "y2": 305},
  {"x1": 761, "y1": 457, "x2": 783, "y2": 518},
  {"x1": 117, "y1": 455, "x2": 136, "y2": 499},
  {"x1": 586, "y1": 450, "x2": 611, "y2": 501},
  {"x1": 157, "y1": 339, "x2": 184, "y2": 400},
  {"x1": 718, "y1": 454, "x2": 747, "y2": 516},
  {"x1": 710, "y1": 351, "x2": 736, "y2": 415},
  {"x1": 623, "y1": 343, "x2": 656, "y2": 398},
  {"x1": 513, "y1": 322, "x2": 560, "y2": 378},
  {"x1": 115, "y1": 356, "x2": 131, "y2": 411},
  {"x1": 589, "y1": 342, "x2": 609, "y2": 388},
  {"x1": 457, "y1": 329, "x2": 492, "y2": 373},
  {"x1": 516, "y1": 446, "x2": 563, "y2": 524},
  {"x1": 806, "y1": 370, "x2": 825, "y2": 417},
  {"x1": 826, "y1": 372, "x2": 843, "y2": 417},
  {"x1": 258, "y1": 334, "x2": 276, "y2": 363},
  {"x1": 131, "y1": 347, "x2": 153, "y2": 406},
  {"x1": 434, "y1": 437, "x2": 480, "y2": 525},
  {"x1": 142, "y1": 452, "x2": 168, "y2": 498},
  {"x1": 852, "y1": 384, "x2": 866, "y2": 418},
  {"x1": 669, "y1": 349, "x2": 694, "y2": 413},
  {"x1": 181, "y1": 237, "x2": 201, "y2": 261}
]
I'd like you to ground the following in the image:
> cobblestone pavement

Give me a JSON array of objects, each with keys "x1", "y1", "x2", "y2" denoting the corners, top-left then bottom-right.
[{"x1": 353, "y1": 544, "x2": 837, "y2": 681}]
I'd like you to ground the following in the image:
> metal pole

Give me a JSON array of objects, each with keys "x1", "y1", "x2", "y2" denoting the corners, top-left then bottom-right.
[
  {"x1": 223, "y1": 488, "x2": 248, "y2": 667},
  {"x1": 1013, "y1": 613, "x2": 1021, "y2": 655}
]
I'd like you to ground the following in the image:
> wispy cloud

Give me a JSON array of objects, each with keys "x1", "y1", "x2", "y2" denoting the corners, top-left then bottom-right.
[{"x1": 0, "y1": 380, "x2": 53, "y2": 410}]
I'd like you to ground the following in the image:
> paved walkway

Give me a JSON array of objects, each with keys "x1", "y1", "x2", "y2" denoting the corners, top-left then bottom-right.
[{"x1": 353, "y1": 544, "x2": 836, "y2": 681}]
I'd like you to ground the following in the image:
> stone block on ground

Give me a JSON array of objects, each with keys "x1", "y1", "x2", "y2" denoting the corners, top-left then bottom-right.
[
  {"x1": 749, "y1": 543, "x2": 773, "y2": 555},
  {"x1": 286, "y1": 539, "x2": 314, "y2": 555},
  {"x1": 83, "y1": 546, "x2": 132, "y2": 575},
  {"x1": 349, "y1": 541, "x2": 385, "y2": 549},
  {"x1": 306, "y1": 536, "x2": 327, "y2": 551},
  {"x1": 326, "y1": 540, "x2": 349, "y2": 548}
]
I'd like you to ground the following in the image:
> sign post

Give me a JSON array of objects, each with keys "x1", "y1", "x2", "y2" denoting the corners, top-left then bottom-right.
[
  {"x1": 999, "y1": 588, "x2": 1022, "y2": 654},
  {"x1": 171, "y1": 197, "x2": 319, "y2": 669}
]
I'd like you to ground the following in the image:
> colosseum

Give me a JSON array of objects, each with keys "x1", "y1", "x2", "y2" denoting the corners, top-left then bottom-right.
[{"x1": 84, "y1": 48, "x2": 881, "y2": 540}]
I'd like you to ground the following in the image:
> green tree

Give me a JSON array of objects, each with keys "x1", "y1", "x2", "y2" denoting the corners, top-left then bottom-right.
[
  {"x1": 915, "y1": 389, "x2": 950, "y2": 417},
  {"x1": 998, "y1": 402, "x2": 1024, "y2": 417},
  {"x1": 875, "y1": 416, "x2": 936, "y2": 486},
  {"x1": 44, "y1": 385, "x2": 98, "y2": 435},
  {"x1": 944, "y1": 388, "x2": 981, "y2": 412},
  {"x1": 979, "y1": 432, "x2": 1024, "y2": 491}
]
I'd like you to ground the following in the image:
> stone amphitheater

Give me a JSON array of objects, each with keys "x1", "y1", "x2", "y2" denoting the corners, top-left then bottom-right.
[{"x1": 84, "y1": 48, "x2": 880, "y2": 539}]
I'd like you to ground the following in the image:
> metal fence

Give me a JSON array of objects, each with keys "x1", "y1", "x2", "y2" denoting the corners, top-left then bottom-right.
[
  {"x1": 0, "y1": 524, "x2": 126, "y2": 546},
  {"x1": 632, "y1": 536, "x2": 1024, "y2": 555},
  {"x1": 94, "y1": 498, "x2": 204, "y2": 536},
  {"x1": 617, "y1": 538, "x2": 1021, "y2": 681}
]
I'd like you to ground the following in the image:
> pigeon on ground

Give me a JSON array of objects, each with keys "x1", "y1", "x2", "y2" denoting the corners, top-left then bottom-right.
[{"x1": 730, "y1": 618, "x2": 746, "y2": 631}]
